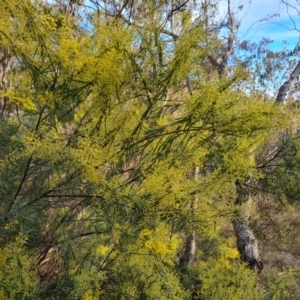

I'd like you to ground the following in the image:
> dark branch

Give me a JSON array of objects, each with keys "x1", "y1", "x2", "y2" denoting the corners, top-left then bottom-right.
[
  {"x1": 167, "y1": 0, "x2": 191, "y2": 19},
  {"x1": 43, "y1": 194, "x2": 104, "y2": 199},
  {"x1": 11, "y1": 106, "x2": 45, "y2": 210}
]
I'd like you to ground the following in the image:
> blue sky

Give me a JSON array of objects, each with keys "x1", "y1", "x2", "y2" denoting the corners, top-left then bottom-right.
[
  {"x1": 45, "y1": 0, "x2": 300, "y2": 51},
  {"x1": 218, "y1": 0, "x2": 300, "y2": 50}
]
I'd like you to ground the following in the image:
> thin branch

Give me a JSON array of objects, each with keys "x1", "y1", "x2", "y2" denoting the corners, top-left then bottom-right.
[
  {"x1": 43, "y1": 194, "x2": 104, "y2": 199},
  {"x1": 25, "y1": 171, "x2": 80, "y2": 207},
  {"x1": 122, "y1": 126, "x2": 208, "y2": 150},
  {"x1": 12, "y1": 106, "x2": 45, "y2": 204},
  {"x1": 167, "y1": 0, "x2": 190, "y2": 19},
  {"x1": 70, "y1": 231, "x2": 104, "y2": 239},
  {"x1": 103, "y1": 10, "x2": 179, "y2": 39},
  {"x1": 116, "y1": 0, "x2": 130, "y2": 18},
  {"x1": 256, "y1": 142, "x2": 287, "y2": 169}
]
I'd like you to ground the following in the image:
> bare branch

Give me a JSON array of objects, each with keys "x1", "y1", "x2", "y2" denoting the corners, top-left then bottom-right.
[
  {"x1": 167, "y1": 0, "x2": 191, "y2": 19},
  {"x1": 209, "y1": 0, "x2": 235, "y2": 77},
  {"x1": 103, "y1": 10, "x2": 179, "y2": 39}
]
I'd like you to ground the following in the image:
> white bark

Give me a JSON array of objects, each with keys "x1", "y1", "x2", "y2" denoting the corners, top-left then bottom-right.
[
  {"x1": 0, "y1": 48, "x2": 13, "y2": 118},
  {"x1": 209, "y1": 0, "x2": 234, "y2": 77},
  {"x1": 276, "y1": 60, "x2": 300, "y2": 103},
  {"x1": 233, "y1": 221, "x2": 263, "y2": 273}
]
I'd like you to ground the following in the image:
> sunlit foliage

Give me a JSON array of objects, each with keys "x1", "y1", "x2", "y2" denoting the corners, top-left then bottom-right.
[{"x1": 0, "y1": 0, "x2": 298, "y2": 299}]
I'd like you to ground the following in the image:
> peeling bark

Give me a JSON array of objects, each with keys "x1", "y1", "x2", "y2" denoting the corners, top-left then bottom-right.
[
  {"x1": 0, "y1": 48, "x2": 13, "y2": 118},
  {"x1": 0, "y1": 48, "x2": 12, "y2": 87},
  {"x1": 179, "y1": 232, "x2": 196, "y2": 267},
  {"x1": 234, "y1": 180, "x2": 263, "y2": 273},
  {"x1": 233, "y1": 221, "x2": 263, "y2": 273}
]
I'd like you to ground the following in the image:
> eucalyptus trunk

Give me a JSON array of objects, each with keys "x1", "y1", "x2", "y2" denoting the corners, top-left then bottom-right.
[
  {"x1": 0, "y1": 47, "x2": 13, "y2": 118},
  {"x1": 179, "y1": 231, "x2": 196, "y2": 267},
  {"x1": 233, "y1": 180, "x2": 263, "y2": 273}
]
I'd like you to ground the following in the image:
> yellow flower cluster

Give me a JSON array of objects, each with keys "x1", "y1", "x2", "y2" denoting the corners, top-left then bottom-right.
[{"x1": 140, "y1": 224, "x2": 181, "y2": 257}]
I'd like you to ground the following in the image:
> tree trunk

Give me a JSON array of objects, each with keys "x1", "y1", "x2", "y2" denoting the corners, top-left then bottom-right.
[
  {"x1": 276, "y1": 60, "x2": 300, "y2": 103},
  {"x1": 233, "y1": 180, "x2": 263, "y2": 273},
  {"x1": 179, "y1": 166, "x2": 199, "y2": 268},
  {"x1": 209, "y1": 0, "x2": 234, "y2": 77},
  {"x1": 179, "y1": 232, "x2": 196, "y2": 267},
  {"x1": 0, "y1": 47, "x2": 13, "y2": 118},
  {"x1": 233, "y1": 221, "x2": 263, "y2": 273}
]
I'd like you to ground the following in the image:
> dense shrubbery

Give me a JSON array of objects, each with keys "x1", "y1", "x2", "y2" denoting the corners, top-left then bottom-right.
[{"x1": 0, "y1": 0, "x2": 300, "y2": 298}]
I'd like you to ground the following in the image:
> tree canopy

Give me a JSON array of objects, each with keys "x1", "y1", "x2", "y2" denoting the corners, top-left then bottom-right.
[{"x1": 1, "y1": 0, "x2": 300, "y2": 299}]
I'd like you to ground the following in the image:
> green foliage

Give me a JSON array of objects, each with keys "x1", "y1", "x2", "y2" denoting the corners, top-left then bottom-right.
[
  {"x1": 260, "y1": 269, "x2": 300, "y2": 300},
  {"x1": 0, "y1": 0, "x2": 298, "y2": 298},
  {"x1": 197, "y1": 259, "x2": 260, "y2": 300},
  {"x1": 0, "y1": 235, "x2": 38, "y2": 299}
]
